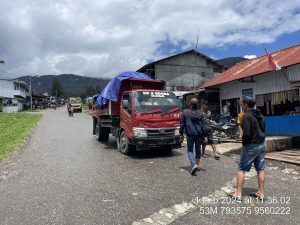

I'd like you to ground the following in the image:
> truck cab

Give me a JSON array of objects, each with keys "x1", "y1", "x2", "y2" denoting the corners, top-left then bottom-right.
[
  {"x1": 68, "y1": 97, "x2": 82, "y2": 112},
  {"x1": 119, "y1": 90, "x2": 181, "y2": 153}
]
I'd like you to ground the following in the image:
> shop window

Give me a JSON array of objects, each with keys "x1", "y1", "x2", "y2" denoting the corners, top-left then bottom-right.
[{"x1": 255, "y1": 89, "x2": 300, "y2": 116}]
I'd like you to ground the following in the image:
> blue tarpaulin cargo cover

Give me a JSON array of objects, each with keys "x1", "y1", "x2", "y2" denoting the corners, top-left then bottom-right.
[
  {"x1": 96, "y1": 71, "x2": 152, "y2": 106},
  {"x1": 93, "y1": 94, "x2": 100, "y2": 102}
]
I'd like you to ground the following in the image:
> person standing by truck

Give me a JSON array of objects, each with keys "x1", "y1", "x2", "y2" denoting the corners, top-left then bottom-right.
[
  {"x1": 201, "y1": 102, "x2": 220, "y2": 160},
  {"x1": 179, "y1": 98, "x2": 207, "y2": 175}
]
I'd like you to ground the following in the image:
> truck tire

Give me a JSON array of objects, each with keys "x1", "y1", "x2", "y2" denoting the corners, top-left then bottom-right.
[
  {"x1": 101, "y1": 127, "x2": 109, "y2": 142},
  {"x1": 95, "y1": 124, "x2": 109, "y2": 142},
  {"x1": 118, "y1": 130, "x2": 134, "y2": 155},
  {"x1": 93, "y1": 118, "x2": 97, "y2": 135},
  {"x1": 95, "y1": 124, "x2": 101, "y2": 141}
]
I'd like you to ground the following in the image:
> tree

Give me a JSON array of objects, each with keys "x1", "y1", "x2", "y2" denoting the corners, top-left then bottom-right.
[
  {"x1": 95, "y1": 85, "x2": 101, "y2": 94},
  {"x1": 51, "y1": 76, "x2": 64, "y2": 98}
]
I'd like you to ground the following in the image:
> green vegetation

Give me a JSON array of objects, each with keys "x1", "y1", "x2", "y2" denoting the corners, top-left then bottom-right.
[
  {"x1": 0, "y1": 113, "x2": 42, "y2": 160},
  {"x1": 51, "y1": 76, "x2": 64, "y2": 97},
  {"x1": 80, "y1": 85, "x2": 101, "y2": 100},
  {"x1": 82, "y1": 103, "x2": 89, "y2": 110}
]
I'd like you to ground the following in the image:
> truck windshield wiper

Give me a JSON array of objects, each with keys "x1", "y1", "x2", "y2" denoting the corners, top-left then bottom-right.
[
  {"x1": 139, "y1": 109, "x2": 162, "y2": 115},
  {"x1": 161, "y1": 107, "x2": 180, "y2": 115}
]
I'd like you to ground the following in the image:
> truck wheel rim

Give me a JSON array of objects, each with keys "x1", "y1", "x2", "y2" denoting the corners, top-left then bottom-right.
[
  {"x1": 120, "y1": 133, "x2": 127, "y2": 152},
  {"x1": 96, "y1": 126, "x2": 99, "y2": 139}
]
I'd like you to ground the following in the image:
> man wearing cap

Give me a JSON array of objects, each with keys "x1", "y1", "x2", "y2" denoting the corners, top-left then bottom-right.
[
  {"x1": 230, "y1": 96, "x2": 266, "y2": 201},
  {"x1": 179, "y1": 98, "x2": 207, "y2": 175}
]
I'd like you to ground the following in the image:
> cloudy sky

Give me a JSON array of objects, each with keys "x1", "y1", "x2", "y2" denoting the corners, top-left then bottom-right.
[{"x1": 0, "y1": 0, "x2": 300, "y2": 78}]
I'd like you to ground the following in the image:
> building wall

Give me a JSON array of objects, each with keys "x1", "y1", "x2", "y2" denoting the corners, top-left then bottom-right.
[
  {"x1": 0, "y1": 80, "x2": 29, "y2": 112},
  {"x1": 2, "y1": 98, "x2": 19, "y2": 113},
  {"x1": 154, "y1": 53, "x2": 219, "y2": 91},
  {"x1": 288, "y1": 64, "x2": 300, "y2": 81},
  {"x1": 218, "y1": 69, "x2": 298, "y2": 101},
  {"x1": 0, "y1": 80, "x2": 14, "y2": 98}
]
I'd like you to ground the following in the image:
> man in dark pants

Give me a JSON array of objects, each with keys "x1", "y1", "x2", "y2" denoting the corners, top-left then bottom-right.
[
  {"x1": 201, "y1": 102, "x2": 220, "y2": 159},
  {"x1": 230, "y1": 97, "x2": 266, "y2": 201},
  {"x1": 179, "y1": 98, "x2": 207, "y2": 175}
]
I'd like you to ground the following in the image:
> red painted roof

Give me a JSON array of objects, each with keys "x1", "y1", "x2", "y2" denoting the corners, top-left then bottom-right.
[{"x1": 202, "y1": 44, "x2": 300, "y2": 88}]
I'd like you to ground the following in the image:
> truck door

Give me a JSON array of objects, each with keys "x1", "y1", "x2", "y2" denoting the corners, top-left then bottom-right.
[{"x1": 120, "y1": 92, "x2": 133, "y2": 139}]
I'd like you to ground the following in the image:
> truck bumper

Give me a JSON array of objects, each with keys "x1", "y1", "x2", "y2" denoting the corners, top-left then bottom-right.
[
  {"x1": 130, "y1": 136, "x2": 181, "y2": 151},
  {"x1": 73, "y1": 107, "x2": 82, "y2": 112}
]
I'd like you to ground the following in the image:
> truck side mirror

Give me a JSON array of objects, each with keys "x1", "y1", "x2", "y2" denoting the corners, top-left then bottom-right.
[{"x1": 122, "y1": 100, "x2": 129, "y2": 110}]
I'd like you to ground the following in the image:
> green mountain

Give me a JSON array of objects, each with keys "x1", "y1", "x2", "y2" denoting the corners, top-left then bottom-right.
[
  {"x1": 18, "y1": 74, "x2": 110, "y2": 97},
  {"x1": 217, "y1": 57, "x2": 247, "y2": 68}
]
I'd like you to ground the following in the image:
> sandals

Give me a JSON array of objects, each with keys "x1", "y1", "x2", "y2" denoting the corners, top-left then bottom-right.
[
  {"x1": 250, "y1": 193, "x2": 265, "y2": 201},
  {"x1": 228, "y1": 193, "x2": 242, "y2": 202},
  {"x1": 214, "y1": 155, "x2": 220, "y2": 160}
]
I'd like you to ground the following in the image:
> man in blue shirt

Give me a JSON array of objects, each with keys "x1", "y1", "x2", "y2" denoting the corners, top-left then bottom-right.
[{"x1": 179, "y1": 98, "x2": 207, "y2": 175}]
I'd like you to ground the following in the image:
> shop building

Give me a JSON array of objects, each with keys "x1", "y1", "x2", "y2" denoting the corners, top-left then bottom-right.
[
  {"x1": 137, "y1": 50, "x2": 225, "y2": 91},
  {"x1": 203, "y1": 44, "x2": 300, "y2": 135}
]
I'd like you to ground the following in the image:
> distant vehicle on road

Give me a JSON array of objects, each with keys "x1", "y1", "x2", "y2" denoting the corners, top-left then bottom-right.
[
  {"x1": 68, "y1": 97, "x2": 82, "y2": 112},
  {"x1": 92, "y1": 72, "x2": 181, "y2": 155}
]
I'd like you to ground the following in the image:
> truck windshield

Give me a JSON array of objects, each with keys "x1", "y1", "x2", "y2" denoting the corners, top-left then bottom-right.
[
  {"x1": 134, "y1": 91, "x2": 179, "y2": 114},
  {"x1": 70, "y1": 98, "x2": 81, "y2": 104}
]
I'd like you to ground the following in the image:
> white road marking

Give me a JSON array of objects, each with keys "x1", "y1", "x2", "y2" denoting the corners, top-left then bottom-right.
[{"x1": 132, "y1": 168, "x2": 257, "y2": 225}]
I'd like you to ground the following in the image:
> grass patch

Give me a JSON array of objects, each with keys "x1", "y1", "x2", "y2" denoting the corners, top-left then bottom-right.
[
  {"x1": 82, "y1": 103, "x2": 89, "y2": 110},
  {"x1": 0, "y1": 113, "x2": 42, "y2": 160},
  {"x1": 21, "y1": 108, "x2": 42, "y2": 112}
]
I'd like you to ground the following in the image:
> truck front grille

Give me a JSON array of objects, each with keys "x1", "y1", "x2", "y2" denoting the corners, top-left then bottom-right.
[{"x1": 147, "y1": 128, "x2": 175, "y2": 137}]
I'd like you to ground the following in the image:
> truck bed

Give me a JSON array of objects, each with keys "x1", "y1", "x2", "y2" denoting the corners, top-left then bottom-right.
[{"x1": 92, "y1": 78, "x2": 165, "y2": 117}]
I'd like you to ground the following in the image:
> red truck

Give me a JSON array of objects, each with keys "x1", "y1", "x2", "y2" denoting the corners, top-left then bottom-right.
[{"x1": 92, "y1": 76, "x2": 181, "y2": 154}]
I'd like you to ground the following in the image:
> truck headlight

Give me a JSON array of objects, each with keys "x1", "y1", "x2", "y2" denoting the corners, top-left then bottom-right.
[
  {"x1": 174, "y1": 127, "x2": 180, "y2": 136},
  {"x1": 133, "y1": 128, "x2": 147, "y2": 138}
]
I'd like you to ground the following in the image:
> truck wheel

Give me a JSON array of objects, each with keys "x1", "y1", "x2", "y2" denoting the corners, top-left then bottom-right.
[
  {"x1": 118, "y1": 130, "x2": 133, "y2": 155},
  {"x1": 95, "y1": 124, "x2": 101, "y2": 141},
  {"x1": 95, "y1": 124, "x2": 109, "y2": 142},
  {"x1": 93, "y1": 118, "x2": 97, "y2": 135},
  {"x1": 100, "y1": 127, "x2": 109, "y2": 142}
]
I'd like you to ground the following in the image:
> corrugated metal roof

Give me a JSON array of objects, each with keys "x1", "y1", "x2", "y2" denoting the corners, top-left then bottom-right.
[{"x1": 202, "y1": 44, "x2": 300, "y2": 88}]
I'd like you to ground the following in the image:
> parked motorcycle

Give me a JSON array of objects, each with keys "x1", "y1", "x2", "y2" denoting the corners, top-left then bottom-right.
[{"x1": 211, "y1": 116, "x2": 240, "y2": 142}]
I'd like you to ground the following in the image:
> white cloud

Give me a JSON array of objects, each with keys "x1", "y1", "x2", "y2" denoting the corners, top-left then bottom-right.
[
  {"x1": 244, "y1": 55, "x2": 257, "y2": 59},
  {"x1": 0, "y1": 0, "x2": 300, "y2": 78}
]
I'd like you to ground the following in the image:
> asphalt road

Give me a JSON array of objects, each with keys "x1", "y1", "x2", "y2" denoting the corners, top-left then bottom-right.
[{"x1": 0, "y1": 109, "x2": 299, "y2": 225}]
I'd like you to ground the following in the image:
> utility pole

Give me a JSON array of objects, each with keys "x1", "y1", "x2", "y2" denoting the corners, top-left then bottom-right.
[
  {"x1": 30, "y1": 76, "x2": 33, "y2": 110},
  {"x1": 193, "y1": 28, "x2": 199, "y2": 91}
]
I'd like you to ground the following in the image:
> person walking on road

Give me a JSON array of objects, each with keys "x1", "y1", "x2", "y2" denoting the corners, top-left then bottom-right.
[
  {"x1": 179, "y1": 98, "x2": 207, "y2": 175},
  {"x1": 230, "y1": 96, "x2": 266, "y2": 201},
  {"x1": 201, "y1": 102, "x2": 220, "y2": 160}
]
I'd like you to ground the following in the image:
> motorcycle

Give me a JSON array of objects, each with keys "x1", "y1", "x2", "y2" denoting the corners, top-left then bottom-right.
[
  {"x1": 211, "y1": 116, "x2": 240, "y2": 142},
  {"x1": 68, "y1": 106, "x2": 74, "y2": 117}
]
